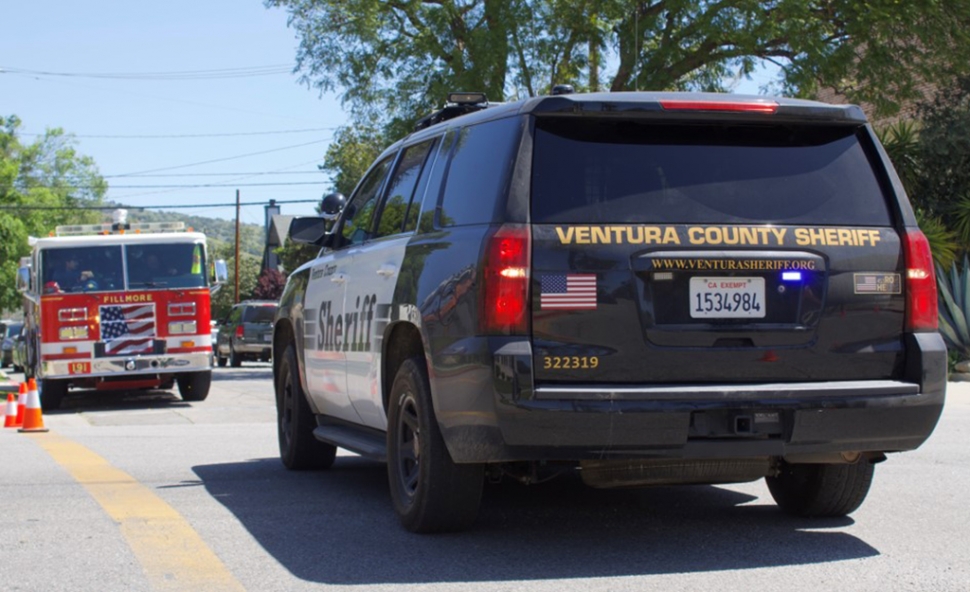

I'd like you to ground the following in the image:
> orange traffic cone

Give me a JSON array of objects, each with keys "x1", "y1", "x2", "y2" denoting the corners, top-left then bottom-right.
[
  {"x1": 3, "y1": 392, "x2": 19, "y2": 428},
  {"x1": 18, "y1": 380, "x2": 48, "y2": 433},
  {"x1": 15, "y1": 382, "x2": 27, "y2": 426}
]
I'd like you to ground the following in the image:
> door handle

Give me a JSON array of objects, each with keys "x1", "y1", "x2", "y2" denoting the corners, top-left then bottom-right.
[{"x1": 376, "y1": 265, "x2": 397, "y2": 277}]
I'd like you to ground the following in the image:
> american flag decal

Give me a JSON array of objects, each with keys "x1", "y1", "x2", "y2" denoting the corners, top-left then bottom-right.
[
  {"x1": 99, "y1": 303, "x2": 156, "y2": 354},
  {"x1": 540, "y1": 274, "x2": 597, "y2": 310}
]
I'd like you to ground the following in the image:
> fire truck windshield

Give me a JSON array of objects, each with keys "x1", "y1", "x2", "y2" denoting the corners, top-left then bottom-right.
[{"x1": 41, "y1": 243, "x2": 206, "y2": 293}]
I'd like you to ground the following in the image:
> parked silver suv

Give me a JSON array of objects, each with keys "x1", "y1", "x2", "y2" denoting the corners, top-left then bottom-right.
[{"x1": 215, "y1": 301, "x2": 277, "y2": 367}]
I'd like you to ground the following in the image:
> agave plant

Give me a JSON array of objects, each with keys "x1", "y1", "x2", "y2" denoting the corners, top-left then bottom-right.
[{"x1": 936, "y1": 256, "x2": 970, "y2": 362}]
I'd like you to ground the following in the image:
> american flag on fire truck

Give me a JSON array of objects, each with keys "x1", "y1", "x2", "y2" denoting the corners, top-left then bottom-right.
[{"x1": 100, "y1": 303, "x2": 156, "y2": 354}]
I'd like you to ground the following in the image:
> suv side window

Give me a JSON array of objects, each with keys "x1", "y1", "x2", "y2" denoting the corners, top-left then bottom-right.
[
  {"x1": 438, "y1": 117, "x2": 520, "y2": 227},
  {"x1": 374, "y1": 139, "x2": 436, "y2": 239},
  {"x1": 340, "y1": 156, "x2": 395, "y2": 246}
]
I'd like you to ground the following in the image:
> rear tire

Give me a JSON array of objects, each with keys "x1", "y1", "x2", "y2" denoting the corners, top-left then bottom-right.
[
  {"x1": 177, "y1": 371, "x2": 211, "y2": 402},
  {"x1": 276, "y1": 342, "x2": 335, "y2": 470},
  {"x1": 229, "y1": 345, "x2": 242, "y2": 368},
  {"x1": 216, "y1": 355, "x2": 227, "y2": 367},
  {"x1": 40, "y1": 378, "x2": 67, "y2": 411},
  {"x1": 387, "y1": 357, "x2": 483, "y2": 533},
  {"x1": 766, "y1": 459, "x2": 875, "y2": 517}
]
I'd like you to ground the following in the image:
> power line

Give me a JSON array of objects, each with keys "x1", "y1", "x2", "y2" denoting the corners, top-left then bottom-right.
[
  {"x1": 20, "y1": 127, "x2": 338, "y2": 139},
  {"x1": 115, "y1": 138, "x2": 332, "y2": 176},
  {"x1": 103, "y1": 171, "x2": 324, "y2": 178},
  {"x1": 17, "y1": 180, "x2": 326, "y2": 189},
  {"x1": 0, "y1": 64, "x2": 294, "y2": 80},
  {"x1": 0, "y1": 199, "x2": 320, "y2": 211},
  {"x1": 110, "y1": 181, "x2": 326, "y2": 188}
]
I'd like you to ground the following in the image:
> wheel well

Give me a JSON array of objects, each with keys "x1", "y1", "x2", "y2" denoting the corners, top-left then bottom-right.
[
  {"x1": 273, "y1": 318, "x2": 295, "y2": 379},
  {"x1": 382, "y1": 322, "x2": 425, "y2": 414}
]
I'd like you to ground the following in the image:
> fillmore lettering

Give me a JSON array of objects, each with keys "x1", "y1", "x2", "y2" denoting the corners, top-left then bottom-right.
[{"x1": 101, "y1": 293, "x2": 153, "y2": 304}]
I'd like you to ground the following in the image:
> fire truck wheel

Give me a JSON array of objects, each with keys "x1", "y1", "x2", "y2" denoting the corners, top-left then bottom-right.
[
  {"x1": 229, "y1": 347, "x2": 242, "y2": 368},
  {"x1": 177, "y1": 371, "x2": 211, "y2": 402},
  {"x1": 40, "y1": 379, "x2": 67, "y2": 411}
]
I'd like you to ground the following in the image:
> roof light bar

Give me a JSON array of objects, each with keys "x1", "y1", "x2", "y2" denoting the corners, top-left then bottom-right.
[
  {"x1": 659, "y1": 100, "x2": 779, "y2": 114},
  {"x1": 448, "y1": 92, "x2": 487, "y2": 105}
]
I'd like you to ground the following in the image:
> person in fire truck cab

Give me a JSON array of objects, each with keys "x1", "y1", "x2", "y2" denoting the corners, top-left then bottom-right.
[
  {"x1": 144, "y1": 253, "x2": 178, "y2": 277},
  {"x1": 46, "y1": 254, "x2": 95, "y2": 293}
]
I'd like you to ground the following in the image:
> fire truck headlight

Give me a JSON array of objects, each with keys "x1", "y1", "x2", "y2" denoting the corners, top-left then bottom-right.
[
  {"x1": 169, "y1": 321, "x2": 197, "y2": 335},
  {"x1": 59, "y1": 326, "x2": 89, "y2": 341}
]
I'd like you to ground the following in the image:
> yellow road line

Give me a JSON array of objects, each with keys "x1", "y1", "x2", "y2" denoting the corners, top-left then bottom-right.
[{"x1": 32, "y1": 433, "x2": 246, "y2": 592}]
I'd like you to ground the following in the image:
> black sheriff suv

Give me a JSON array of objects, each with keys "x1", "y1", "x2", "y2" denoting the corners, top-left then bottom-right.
[{"x1": 274, "y1": 91, "x2": 946, "y2": 533}]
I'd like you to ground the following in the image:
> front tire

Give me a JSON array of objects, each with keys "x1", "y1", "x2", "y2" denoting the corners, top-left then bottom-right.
[
  {"x1": 276, "y1": 342, "x2": 335, "y2": 470},
  {"x1": 177, "y1": 371, "x2": 211, "y2": 402},
  {"x1": 766, "y1": 459, "x2": 875, "y2": 517},
  {"x1": 387, "y1": 357, "x2": 483, "y2": 533}
]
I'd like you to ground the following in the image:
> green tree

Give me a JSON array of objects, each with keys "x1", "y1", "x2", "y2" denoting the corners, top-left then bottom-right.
[
  {"x1": 1, "y1": 116, "x2": 105, "y2": 311},
  {"x1": 268, "y1": 0, "x2": 970, "y2": 128},
  {"x1": 209, "y1": 240, "x2": 262, "y2": 320},
  {"x1": 913, "y1": 77, "x2": 970, "y2": 240}
]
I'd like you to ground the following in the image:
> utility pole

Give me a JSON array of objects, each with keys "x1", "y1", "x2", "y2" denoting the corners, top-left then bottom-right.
[{"x1": 234, "y1": 189, "x2": 240, "y2": 304}]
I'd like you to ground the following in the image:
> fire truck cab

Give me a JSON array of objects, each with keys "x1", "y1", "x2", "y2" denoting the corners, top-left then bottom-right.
[{"x1": 17, "y1": 210, "x2": 224, "y2": 410}]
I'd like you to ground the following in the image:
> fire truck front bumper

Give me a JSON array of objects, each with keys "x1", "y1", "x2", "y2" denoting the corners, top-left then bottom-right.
[{"x1": 42, "y1": 351, "x2": 213, "y2": 379}]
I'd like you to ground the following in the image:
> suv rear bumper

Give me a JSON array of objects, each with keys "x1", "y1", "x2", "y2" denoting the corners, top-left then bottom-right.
[{"x1": 429, "y1": 334, "x2": 947, "y2": 463}]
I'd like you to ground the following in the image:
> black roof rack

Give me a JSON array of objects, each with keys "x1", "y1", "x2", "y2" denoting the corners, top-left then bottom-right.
[{"x1": 414, "y1": 92, "x2": 491, "y2": 131}]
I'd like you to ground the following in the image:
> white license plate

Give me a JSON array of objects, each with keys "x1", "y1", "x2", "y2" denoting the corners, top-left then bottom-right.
[
  {"x1": 689, "y1": 277, "x2": 765, "y2": 318},
  {"x1": 262, "y1": 333, "x2": 272, "y2": 342}
]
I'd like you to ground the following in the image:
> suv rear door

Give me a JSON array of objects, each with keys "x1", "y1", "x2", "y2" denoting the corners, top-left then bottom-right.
[{"x1": 529, "y1": 111, "x2": 905, "y2": 385}]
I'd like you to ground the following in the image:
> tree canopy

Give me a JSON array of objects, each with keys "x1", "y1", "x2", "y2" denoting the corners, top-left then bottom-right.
[
  {"x1": 0, "y1": 116, "x2": 106, "y2": 312},
  {"x1": 269, "y1": 0, "x2": 970, "y2": 133}
]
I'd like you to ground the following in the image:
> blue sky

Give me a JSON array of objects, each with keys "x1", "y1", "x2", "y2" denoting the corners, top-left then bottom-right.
[
  {"x1": 1, "y1": 2, "x2": 776, "y2": 227},
  {"x1": 1, "y1": 1, "x2": 345, "y2": 226}
]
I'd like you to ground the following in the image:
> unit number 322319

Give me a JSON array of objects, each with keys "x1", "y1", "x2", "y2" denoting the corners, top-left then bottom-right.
[{"x1": 542, "y1": 356, "x2": 599, "y2": 370}]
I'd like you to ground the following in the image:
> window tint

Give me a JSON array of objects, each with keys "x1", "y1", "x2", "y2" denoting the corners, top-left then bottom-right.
[
  {"x1": 243, "y1": 305, "x2": 277, "y2": 323},
  {"x1": 374, "y1": 140, "x2": 435, "y2": 239},
  {"x1": 42, "y1": 246, "x2": 124, "y2": 293},
  {"x1": 438, "y1": 117, "x2": 520, "y2": 227},
  {"x1": 341, "y1": 157, "x2": 394, "y2": 245},
  {"x1": 531, "y1": 119, "x2": 892, "y2": 226},
  {"x1": 125, "y1": 243, "x2": 206, "y2": 289}
]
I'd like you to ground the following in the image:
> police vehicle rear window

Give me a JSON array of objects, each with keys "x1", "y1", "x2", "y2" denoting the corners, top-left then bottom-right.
[{"x1": 531, "y1": 119, "x2": 892, "y2": 226}]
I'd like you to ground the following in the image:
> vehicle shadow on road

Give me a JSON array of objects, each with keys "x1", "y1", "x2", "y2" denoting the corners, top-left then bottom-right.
[
  {"x1": 192, "y1": 456, "x2": 877, "y2": 585},
  {"x1": 52, "y1": 388, "x2": 189, "y2": 412}
]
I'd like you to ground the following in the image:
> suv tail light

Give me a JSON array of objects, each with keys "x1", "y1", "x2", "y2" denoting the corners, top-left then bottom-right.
[
  {"x1": 659, "y1": 99, "x2": 778, "y2": 114},
  {"x1": 903, "y1": 229, "x2": 938, "y2": 332},
  {"x1": 235, "y1": 325, "x2": 245, "y2": 338},
  {"x1": 480, "y1": 224, "x2": 530, "y2": 335}
]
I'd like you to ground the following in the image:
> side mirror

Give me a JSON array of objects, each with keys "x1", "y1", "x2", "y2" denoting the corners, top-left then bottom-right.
[
  {"x1": 16, "y1": 266, "x2": 30, "y2": 293},
  {"x1": 289, "y1": 216, "x2": 330, "y2": 246},
  {"x1": 214, "y1": 260, "x2": 228, "y2": 283},
  {"x1": 320, "y1": 192, "x2": 346, "y2": 220}
]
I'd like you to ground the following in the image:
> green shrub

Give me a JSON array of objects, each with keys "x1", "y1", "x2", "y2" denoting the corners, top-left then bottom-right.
[{"x1": 936, "y1": 256, "x2": 970, "y2": 362}]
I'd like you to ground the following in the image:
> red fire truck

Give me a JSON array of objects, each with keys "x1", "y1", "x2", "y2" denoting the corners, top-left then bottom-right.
[{"x1": 16, "y1": 210, "x2": 226, "y2": 410}]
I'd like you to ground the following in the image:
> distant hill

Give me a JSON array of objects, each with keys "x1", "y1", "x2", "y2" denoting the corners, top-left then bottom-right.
[{"x1": 120, "y1": 208, "x2": 265, "y2": 258}]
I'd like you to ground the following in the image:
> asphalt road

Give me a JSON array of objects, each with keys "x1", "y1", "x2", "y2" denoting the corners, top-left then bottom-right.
[{"x1": 1, "y1": 365, "x2": 968, "y2": 592}]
